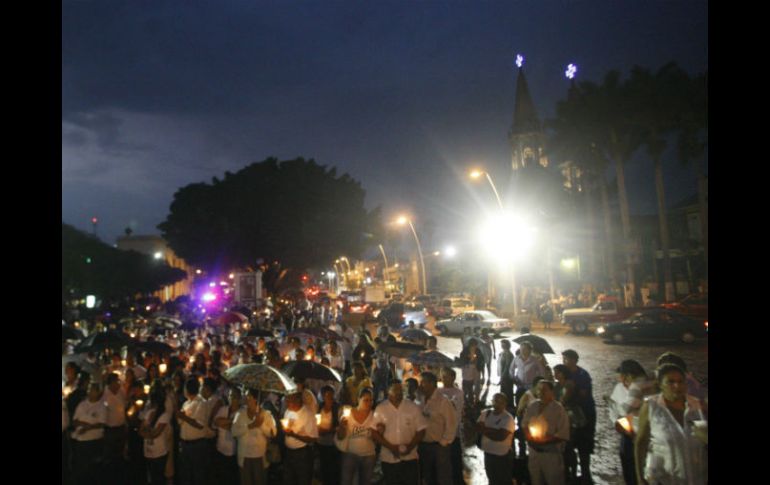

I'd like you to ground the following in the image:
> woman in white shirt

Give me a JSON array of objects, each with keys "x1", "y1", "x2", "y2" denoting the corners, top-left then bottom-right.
[
  {"x1": 336, "y1": 387, "x2": 377, "y2": 485},
  {"x1": 232, "y1": 388, "x2": 277, "y2": 485},
  {"x1": 213, "y1": 387, "x2": 242, "y2": 485},
  {"x1": 139, "y1": 383, "x2": 173, "y2": 484}
]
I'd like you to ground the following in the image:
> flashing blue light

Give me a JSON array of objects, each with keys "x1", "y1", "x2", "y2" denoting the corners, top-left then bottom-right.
[
  {"x1": 515, "y1": 54, "x2": 524, "y2": 68},
  {"x1": 566, "y1": 63, "x2": 578, "y2": 79}
]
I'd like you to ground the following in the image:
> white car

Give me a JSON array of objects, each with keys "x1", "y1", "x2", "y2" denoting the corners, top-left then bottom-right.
[
  {"x1": 436, "y1": 298, "x2": 475, "y2": 317},
  {"x1": 435, "y1": 310, "x2": 511, "y2": 336}
]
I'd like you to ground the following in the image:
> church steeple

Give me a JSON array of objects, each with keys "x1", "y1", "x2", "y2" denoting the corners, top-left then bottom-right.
[{"x1": 509, "y1": 56, "x2": 548, "y2": 171}]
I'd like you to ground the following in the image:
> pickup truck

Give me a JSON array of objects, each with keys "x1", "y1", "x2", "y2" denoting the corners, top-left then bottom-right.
[{"x1": 560, "y1": 296, "x2": 644, "y2": 334}]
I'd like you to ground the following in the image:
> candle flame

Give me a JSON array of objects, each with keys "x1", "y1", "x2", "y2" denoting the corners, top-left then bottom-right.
[{"x1": 144, "y1": 385, "x2": 150, "y2": 394}]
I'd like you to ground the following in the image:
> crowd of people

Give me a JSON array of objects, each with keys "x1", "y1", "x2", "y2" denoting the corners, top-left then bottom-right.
[{"x1": 62, "y1": 304, "x2": 707, "y2": 485}]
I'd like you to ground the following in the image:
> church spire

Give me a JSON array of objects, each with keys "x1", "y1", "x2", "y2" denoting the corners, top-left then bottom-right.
[
  {"x1": 510, "y1": 66, "x2": 541, "y2": 136},
  {"x1": 509, "y1": 55, "x2": 547, "y2": 171}
]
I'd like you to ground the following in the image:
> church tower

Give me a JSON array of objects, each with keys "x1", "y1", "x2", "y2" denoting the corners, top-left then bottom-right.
[{"x1": 509, "y1": 59, "x2": 549, "y2": 171}]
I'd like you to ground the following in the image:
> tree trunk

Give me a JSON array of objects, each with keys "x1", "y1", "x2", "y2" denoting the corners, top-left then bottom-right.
[
  {"x1": 599, "y1": 179, "x2": 617, "y2": 289},
  {"x1": 654, "y1": 157, "x2": 675, "y2": 302},
  {"x1": 615, "y1": 158, "x2": 637, "y2": 305},
  {"x1": 585, "y1": 175, "x2": 599, "y2": 285}
]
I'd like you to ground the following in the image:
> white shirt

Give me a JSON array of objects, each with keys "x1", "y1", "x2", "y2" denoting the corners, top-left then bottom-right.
[
  {"x1": 232, "y1": 407, "x2": 277, "y2": 467},
  {"x1": 179, "y1": 396, "x2": 209, "y2": 441},
  {"x1": 72, "y1": 399, "x2": 107, "y2": 441},
  {"x1": 439, "y1": 386, "x2": 464, "y2": 433},
  {"x1": 419, "y1": 390, "x2": 458, "y2": 446},
  {"x1": 340, "y1": 410, "x2": 377, "y2": 457},
  {"x1": 141, "y1": 407, "x2": 172, "y2": 458},
  {"x1": 214, "y1": 406, "x2": 237, "y2": 456},
  {"x1": 102, "y1": 388, "x2": 127, "y2": 427},
  {"x1": 373, "y1": 399, "x2": 427, "y2": 463},
  {"x1": 129, "y1": 364, "x2": 147, "y2": 381},
  {"x1": 202, "y1": 396, "x2": 221, "y2": 438},
  {"x1": 283, "y1": 405, "x2": 319, "y2": 449},
  {"x1": 477, "y1": 409, "x2": 516, "y2": 456},
  {"x1": 509, "y1": 355, "x2": 546, "y2": 389}
]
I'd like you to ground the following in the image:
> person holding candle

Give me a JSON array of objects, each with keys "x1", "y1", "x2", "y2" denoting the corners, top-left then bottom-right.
[
  {"x1": 510, "y1": 341, "x2": 546, "y2": 457},
  {"x1": 176, "y1": 377, "x2": 212, "y2": 485},
  {"x1": 337, "y1": 387, "x2": 377, "y2": 485},
  {"x1": 459, "y1": 338, "x2": 485, "y2": 407},
  {"x1": 282, "y1": 391, "x2": 319, "y2": 485},
  {"x1": 317, "y1": 386, "x2": 342, "y2": 485},
  {"x1": 140, "y1": 383, "x2": 172, "y2": 484},
  {"x1": 212, "y1": 387, "x2": 241, "y2": 484},
  {"x1": 232, "y1": 388, "x2": 277, "y2": 485},
  {"x1": 71, "y1": 382, "x2": 108, "y2": 485},
  {"x1": 325, "y1": 340, "x2": 345, "y2": 375},
  {"x1": 371, "y1": 381, "x2": 427, "y2": 485},
  {"x1": 476, "y1": 393, "x2": 516, "y2": 485},
  {"x1": 522, "y1": 380, "x2": 571, "y2": 485},
  {"x1": 607, "y1": 360, "x2": 655, "y2": 485},
  {"x1": 634, "y1": 364, "x2": 707, "y2": 485},
  {"x1": 417, "y1": 371, "x2": 457, "y2": 485}
]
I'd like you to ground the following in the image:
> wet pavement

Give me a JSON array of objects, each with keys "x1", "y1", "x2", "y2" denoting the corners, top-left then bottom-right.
[{"x1": 427, "y1": 320, "x2": 708, "y2": 485}]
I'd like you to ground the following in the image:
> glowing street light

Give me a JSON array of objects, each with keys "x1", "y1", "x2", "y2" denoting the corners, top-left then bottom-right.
[
  {"x1": 395, "y1": 215, "x2": 427, "y2": 295},
  {"x1": 445, "y1": 246, "x2": 457, "y2": 258},
  {"x1": 153, "y1": 251, "x2": 163, "y2": 260},
  {"x1": 469, "y1": 169, "x2": 504, "y2": 210}
]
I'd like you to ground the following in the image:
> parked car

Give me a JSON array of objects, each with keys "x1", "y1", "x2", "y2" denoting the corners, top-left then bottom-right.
[
  {"x1": 661, "y1": 293, "x2": 708, "y2": 321},
  {"x1": 435, "y1": 310, "x2": 511, "y2": 336},
  {"x1": 561, "y1": 295, "x2": 645, "y2": 334},
  {"x1": 435, "y1": 297, "x2": 475, "y2": 318},
  {"x1": 376, "y1": 302, "x2": 429, "y2": 328},
  {"x1": 596, "y1": 308, "x2": 707, "y2": 344}
]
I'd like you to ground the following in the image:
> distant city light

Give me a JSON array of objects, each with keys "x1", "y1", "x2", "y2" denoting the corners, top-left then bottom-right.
[
  {"x1": 86, "y1": 295, "x2": 96, "y2": 309},
  {"x1": 209, "y1": 282, "x2": 216, "y2": 287},
  {"x1": 565, "y1": 63, "x2": 578, "y2": 79},
  {"x1": 91, "y1": 217, "x2": 98, "y2": 224},
  {"x1": 228, "y1": 273, "x2": 235, "y2": 279},
  {"x1": 202, "y1": 292, "x2": 217, "y2": 302},
  {"x1": 153, "y1": 252, "x2": 163, "y2": 259},
  {"x1": 516, "y1": 54, "x2": 524, "y2": 68},
  {"x1": 196, "y1": 269, "x2": 202, "y2": 274}
]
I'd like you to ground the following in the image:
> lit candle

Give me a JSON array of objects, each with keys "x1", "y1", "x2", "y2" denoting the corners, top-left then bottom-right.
[
  {"x1": 437, "y1": 382, "x2": 444, "y2": 389},
  {"x1": 284, "y1": 355, "x2": 290, "y2": 362},
  {"x1": 316, "y1": 414, "x2": 322, "y2": 425},
  {"x1": 618, "y1": 416, "x2": 633, "y2": 434},
  {"x1": 305, "y1": 355, "x2": 312, "y2": 361},
  {"x1": 135, "y1": 400, "x2": 144, "y2": 407},
  {"x1": 342, "y1": 406, "x2": 352, "y2": 418},
  {"x1": 528, "y1": 424, "x2": 543, "y2": 440},
  {"x1": 144, "y1": 385, "x2": 150, "y2": 394},
  {"x1": 130, "y1": 333, "x2": 136, "y2": 338},
  {"x1": 159, "y1": 363, "x2": 167, "y2": 374},
  {"x1": 281, "y1": 418, "x2": 290, "y2": 429},
  {"x1": 121, "y1": 359, "x2": 127, "y2": 367},
  {"x1": 173, "y1": 333, "x2": 178, "y2": 339}
]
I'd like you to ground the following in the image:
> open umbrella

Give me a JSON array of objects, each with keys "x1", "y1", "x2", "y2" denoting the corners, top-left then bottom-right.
[
  {"x1": 377, "y1": 341, "x2": 427, "y2": 359},
  {"x1": 62, "y1": 326, "x2": 84, "y2": 341},
  {"x1": 131, "y1": 340, "x2": 175, "y2": 355},
  {"x1": 289, "y1": 327, "x2": 343, "y2": 341},
  {"x1": 223, "y1": 364, "x2": 298, "y2": 394},
  {"x1": 74, "y1": 330, "x2": 136, "y2": 354},
  {"x1": 513, "y1": 334, "x2": 555, "y2": 354},
  {"x1": 399, "y1": 329, "x2": 432, "y2": 341},
  {"x1": 281, "y1": 360, "x2": 342, "y2": 382},
  {"x1": 214, "y1": 311, "x2": 249, "y2": 326},
  {"x1": 407, "y1": 350, "x2": 457, "y2": 367}
]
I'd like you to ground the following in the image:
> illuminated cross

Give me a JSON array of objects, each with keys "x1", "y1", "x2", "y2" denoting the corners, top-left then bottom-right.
[
  {"x1": 515, "y1": 54, "x2": 524, "y2": 68},
  {"x1": 565, "y1": 63, "x2": 578, "y2": 79}
]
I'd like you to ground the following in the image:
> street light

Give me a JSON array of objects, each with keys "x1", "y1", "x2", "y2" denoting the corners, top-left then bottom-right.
[
  {"x1": 469, "y1": 169, "x2": 504, "y2": 210},
  {"x1": 444, "y1": 246, "x2": 457, "y2": 258},
  {"x1": 395, "y1": 215, "x2": 427, "y2": 295}
]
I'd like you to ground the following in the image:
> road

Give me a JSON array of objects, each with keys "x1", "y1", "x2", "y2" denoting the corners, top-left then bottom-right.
[{"x1": 402, "y1": 318, "x2": 708, "y2": 485}]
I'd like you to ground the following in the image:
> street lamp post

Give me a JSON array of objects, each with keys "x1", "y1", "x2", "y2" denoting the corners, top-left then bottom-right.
[
  {"x1": 470, "y1": 169, "x2": 520, "y2": 316},
  {"x1": 396, "y1": 216, "x2": 427, "y2": 295},
  {"x1": 378, "y1": 244, "x2": 390, "y2": 285}
]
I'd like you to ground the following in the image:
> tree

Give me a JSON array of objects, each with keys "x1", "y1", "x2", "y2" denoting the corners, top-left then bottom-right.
[
  {"x1": 158, "y1": 157, "x2": 382, "y2": 274},
  {"x1": 62, "y1": 223, "x2": 187, "y2": 304}
]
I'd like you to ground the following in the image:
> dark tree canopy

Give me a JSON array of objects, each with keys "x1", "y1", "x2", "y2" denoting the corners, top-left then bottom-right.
[
  {"x1": 62, "y1": 224, "x2": 187, "y2": 302},
  {"x1": 158, "y1": 157, "x2": 381, "y2": 271}
]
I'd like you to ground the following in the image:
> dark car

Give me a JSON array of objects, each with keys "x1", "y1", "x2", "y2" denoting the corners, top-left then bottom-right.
[
  {"x1": 596, "y1": 309, "x2": 707, "y2": 344},
  {"x1": 376, "y1": 302, "x2": 429, "y2": 329},
  {"x1": 661, "y1": 293, "x2": 708, "y2": 321}
]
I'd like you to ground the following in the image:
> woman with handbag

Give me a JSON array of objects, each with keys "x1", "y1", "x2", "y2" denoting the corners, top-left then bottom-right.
[{"x1": 336, "y1": 387, "x2": 377, "y2": 485}]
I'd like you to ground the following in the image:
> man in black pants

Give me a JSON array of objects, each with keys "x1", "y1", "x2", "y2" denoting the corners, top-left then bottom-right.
[{"x1": 176, "y1": 377, "x2": 211, "y2": 485}]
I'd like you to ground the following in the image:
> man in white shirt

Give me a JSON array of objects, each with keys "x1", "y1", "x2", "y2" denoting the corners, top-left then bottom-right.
[
  {"x1": 476, "y1": 393, "x2": 516, "y2": 485},
  {"x1": 126, "y1": 353, "x2": 147, "y2": 381},
  {"x1": 101, "y1": 372, "x2": 127, "y2": 480},
  {"x1": 417, "y1": 372, "x2": 457, "y2": 485},
  {"x1": 523, "y1": 380, "x2": 571, "y2": 485},
  {"x1": 282, "y1": 392, "x2": 319, "y2": 485},
  {"x1": 439, "y1": 367, "x2": 465, "y2": 485},
  {"x1": 509, "y1": 341, "x2": 546, "y2": 457},
  {"x1": 176, "y1": 377, "x2": 212, "y2": 485},
  {"x1": 372, "y1": 381, "x2": 427, "y2": 485},
  {"x1": 71, "y1": 382, "x2": 108, "y2": 484}
]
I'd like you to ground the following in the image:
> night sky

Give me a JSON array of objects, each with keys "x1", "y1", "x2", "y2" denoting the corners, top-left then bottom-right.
[{"x1": 62, "y1": 1, "x2": 708, "y2": 252}]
